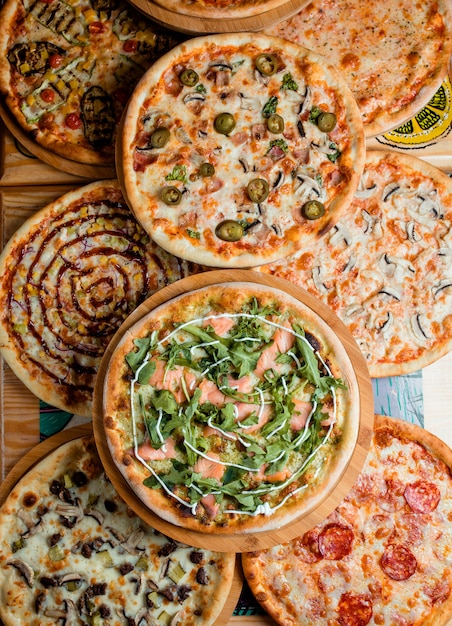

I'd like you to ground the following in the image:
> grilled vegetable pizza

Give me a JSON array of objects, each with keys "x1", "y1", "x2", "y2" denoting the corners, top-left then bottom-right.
[
  {"x1": 102, "y1": 281, "x2": 363, "y2": 535},
  {"x1": 242, "y1": 415, "x2": 452, "y2": 626},
  {"x1": 0, "y1": 434, "x2": 236, "y2": 626},
  {"x1": 120, "y1": 33, "x2": 365, "y2": 267},
  {"x1": 0, "y1": 0, "x2": 180, "y2": 165},
  {"x1": 0, "y1": 180, "x2": 203, "y2": 418},
  {"x1": 258, "y1": 151, "x2": 452, "y2": 377},
  {"x1": 266, "y1": 0, "x2": 452, "y2": 137}
]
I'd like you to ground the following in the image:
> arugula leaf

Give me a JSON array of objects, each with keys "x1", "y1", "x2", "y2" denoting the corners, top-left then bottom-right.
[
  {"x1": 152, "y1": 389, "x2": 178, "y2": 415},
  {"x1": 309, "y1": 106, "x2": 323, "y2": 123},
  {"x1": 165, "y1": 164, "x2": 188, "y2": 183},
  {"x1": 126, "y1": 336, "x2": 155, "y2": 372},
  {"x1": 262, "y1": 95, "x2": 278, "y2": 118},
  {"x1": 228, "y1": 343, "x2": 260, "y2": 377},
  {"x1": 137, "y1": 360, "x2": 156, "y2": 385},
  {"x1": 281, "y1": 72, "x2": 298, "y2": 91}
]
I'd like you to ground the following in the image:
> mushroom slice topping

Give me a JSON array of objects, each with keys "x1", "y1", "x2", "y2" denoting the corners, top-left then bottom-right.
[
  {"x1": 17, "y1": 507, "x2": 43, "y2": 538},
  {"x1": 354, "y1": 183, "x2": 377, "y2": 199},
  {"x1": 410, "y1": 313, "x2": 430, "y2": 343},
  {"x1": 329, "y1": 222, "x2": 352, "y2": 247},
  {"x1": 55, "y1": 497, "x2": 84, "y2": 523},
  {"x1": 433, "y1": 278, "x2": 452, "y2": 298},
  {"x1": 7, "y1": 558, "x2": 34, "y2": 586},
  {"x1": 382, "y1": 182, "x2": 400, "y2": 202}
]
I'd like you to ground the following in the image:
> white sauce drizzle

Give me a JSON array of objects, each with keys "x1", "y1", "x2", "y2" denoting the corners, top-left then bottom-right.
[{"x1": 130, "y1": 311, "x2": 340, "y2": 518}]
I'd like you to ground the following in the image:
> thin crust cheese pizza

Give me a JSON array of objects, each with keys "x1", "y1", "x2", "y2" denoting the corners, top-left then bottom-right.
[
  {"x1": 265, "y1": 0, "x2": 452, "y2": 137},
  {"x1": 0, "y1": 434, "x2": 236, "y2": 626},
  {"x1": 258, "y1": 151, "x2": 452, "y2": 377},
  {"x1": 120, "y1": 33, "x2": 365, "y2": 268},
  {"x1": 0, "y1": 0, "x2": 180, "y2": 165},
  {"x1": 102, "y1": 281, "x2": 362, "y2": 535},
  {"x1": 242, "y1": 415, "x2": 452, "y2": 626},
  {"x1": 0, "y1": 180, "x2": 203, "y2": 417}
]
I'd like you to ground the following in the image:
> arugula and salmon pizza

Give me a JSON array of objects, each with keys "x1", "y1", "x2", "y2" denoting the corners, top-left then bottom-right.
[
  {"x1": 242, "y1": 415, "x2": 452, "y2": 626},
  {"x1": 0, "y1": 0, "x2": 180, "y2": 165},
  {"x1": 0, "y1": 180, "x2": 203, "y2": 417},
  {"x1": 0, "y1": 434, "x2": 236, "y2": 626},
  {"x1": 265, "y1": 0, "x2": 452, "y2": 137},
  {"x1": 120, "y1": 33, "x2": 365, "y2": 267},
  {"x1": 258, "y1": 151, "x2": 452, "y2": 378},
  {"x1": 101, "y1": 281, "x2": 364, "y2": 535}
]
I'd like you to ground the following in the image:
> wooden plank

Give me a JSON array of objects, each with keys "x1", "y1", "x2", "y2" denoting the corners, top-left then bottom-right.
[{"x1": 0, "y1": 121, "x2": 90, "y2": 187}]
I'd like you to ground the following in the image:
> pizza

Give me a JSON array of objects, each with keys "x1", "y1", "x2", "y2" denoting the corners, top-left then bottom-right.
[
  {"x1": 242, "y1": 415, "x2": 452, "y2": 626},
  {"x1": 150, "y1": 0, "x2": 307, "y2": 19},
  {"x1": 120, "y1": 32, "x2": 366, "y2": 268},
  {"x1": 0, "y1": 433, "x2": 236, "y2": 626},
  {"x1": 0, "y1": 180, "x2": 203, "y2": 418},
  {"x1": 0, "y1": 0, "x2": 180, "y2": 165},
  {"x1": 265, "y1": 0, "x2": 452, "y2": 137},
  {"x1": 101, "y1": 280, "x2": 364, "y2": 535},
  {"x1": 258, "y1": 150, "x2": 452, "y2": 378}
]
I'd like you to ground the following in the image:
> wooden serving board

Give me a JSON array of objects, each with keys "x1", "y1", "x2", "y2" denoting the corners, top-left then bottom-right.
[
  {"x1": 0, "y1": 100, "x2": 116, "y2": 180},
  {"x1": 126, "y1": 0, "x2": 311, "y2": 34},
  {"x1": 0, "y1": 424, "x2": 244, "y2": 626},
  {"x1": 93, "y1": 269, "x2": 375, "y2": 553}
]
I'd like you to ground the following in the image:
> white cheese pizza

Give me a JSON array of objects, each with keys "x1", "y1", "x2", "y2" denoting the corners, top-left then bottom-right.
[
  {"x1": 120, "y1": 32, "x2": 365, "y2": 268},
  {"x1": 265, "y1": 0, "x2": 452, "y2": 137}
]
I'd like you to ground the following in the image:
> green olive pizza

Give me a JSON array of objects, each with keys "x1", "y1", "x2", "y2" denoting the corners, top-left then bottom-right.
[{"x1": 120, "y1": 32, "x2": 365, "y2": 267}]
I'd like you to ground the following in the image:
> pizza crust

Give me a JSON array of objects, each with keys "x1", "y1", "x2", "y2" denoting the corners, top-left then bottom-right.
[
  {"x1": 101, "y1": 281, "x2": 363, "y2": 535},
  {"x1": 242, "y1": 415, "x2": 452, "y2": 626},
  {"x1": 0, "y1": 434, "x2": 236, "y2": 626}
]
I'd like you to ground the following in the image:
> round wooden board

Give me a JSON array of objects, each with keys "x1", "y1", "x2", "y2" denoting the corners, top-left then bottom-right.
[
  {"x1": 93, "y1": 269, "x2": 375, "y2": 553},
  {"x1": 0, "y1": 99, "x2": 116, "y2": 180},
  {"x1": 126, "y1": 0, "x2": 310, "y2": 34},
  {"x1": 0, "y1": 424, "x2": 243, "y2": 626}
]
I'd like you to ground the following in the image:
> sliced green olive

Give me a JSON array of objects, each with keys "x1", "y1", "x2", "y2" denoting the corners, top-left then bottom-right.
[
  {"x1": 150, "y1": 128, "x2": 170, "y2": 148},
  {"x1": 200, "y1": 162, "x2": 215, "y2": 177},
  {"x1": 301, "y1": 200, "x2": 325, "y2": 220},
  {"x1": 214, "y1": 112, "x2": 236, "y2": 135},
  {"x1": 255, "y1": 53, "x2": 278, "y2": 76},
  {"x1": 215, "y1": 220, "x2": 244, "y2": 242},
  {"x1": 317, "y1": 112, "x2": 337, "y2": 133},
  {"x1": 180, "y1": 68, "x2": 199, "y2": 87},
  {"x1": 160, "y1": 186, "x2": 182, "y2": 205},
  {"x1": 266, "y1": 113, "x2": 285, "y2": 134},
  {"x1": 247, "y1": 178, "x2": 269, "y2": 203}
]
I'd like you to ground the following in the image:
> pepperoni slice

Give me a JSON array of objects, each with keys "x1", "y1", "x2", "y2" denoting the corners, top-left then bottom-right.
[
  {"x1": 337, "y1": 592, "x2": 373, "y2": 626},
  {"x1": 403, "y1": 480, "x2": 441, "y2": 513},
  {"x1": 318, "y1": 523, "x2": 354, "y2": 560},
  {"x1": 380, "y1": 543, "x2": 417, "y2": 580}
]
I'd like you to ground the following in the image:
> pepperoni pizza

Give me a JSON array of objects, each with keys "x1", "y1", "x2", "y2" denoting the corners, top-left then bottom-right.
[{"x1": 242, "y1": 415, "x2": 452, "y2": 626}]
